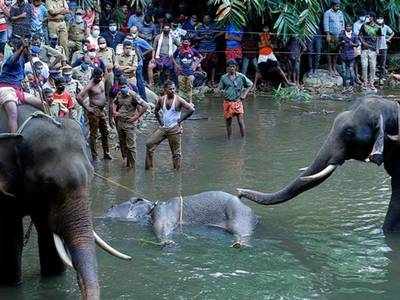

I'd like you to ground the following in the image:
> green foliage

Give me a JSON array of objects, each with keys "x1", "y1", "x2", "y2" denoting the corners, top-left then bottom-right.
[
  {"x1": 77, "y1": 0, "x2": 151, "y2": 9},
  {"x1": 272, "y1": 85, "x2": 313, "y2": 102},
  {"x1": 209, "y1": 0, "x2": 400, "y2": 42}
]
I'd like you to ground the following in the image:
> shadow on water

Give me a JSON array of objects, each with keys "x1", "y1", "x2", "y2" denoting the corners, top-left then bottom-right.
[{"x1": 3, "y1": 94, "x2": 400, "y2": 299}]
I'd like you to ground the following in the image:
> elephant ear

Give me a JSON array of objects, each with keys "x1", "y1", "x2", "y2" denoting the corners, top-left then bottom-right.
[{"x1": 0, "y1": 134, "x2": 23, "y2": 197}]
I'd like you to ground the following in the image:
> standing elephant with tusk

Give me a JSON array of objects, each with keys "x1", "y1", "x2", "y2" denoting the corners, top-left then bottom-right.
[
  {"x1": 238, "y1": 96, "x2": 400, "y2": 234},
  {"x1": 0, "y1": 105, "x2": 131, "y2": 299}
]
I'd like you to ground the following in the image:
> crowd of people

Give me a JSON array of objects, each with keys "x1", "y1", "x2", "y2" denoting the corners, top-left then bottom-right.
[{"x1": 0, "y1": 0, "x2": 397, "y2": 170}]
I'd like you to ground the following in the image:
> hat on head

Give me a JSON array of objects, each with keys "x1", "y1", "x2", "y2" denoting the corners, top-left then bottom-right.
[
  {"x1": 49, "y1": 33, "x2": 58, "y2": 39},
  {"x1": 331, "y1": 0, "x2": 340, "y2": 4}
]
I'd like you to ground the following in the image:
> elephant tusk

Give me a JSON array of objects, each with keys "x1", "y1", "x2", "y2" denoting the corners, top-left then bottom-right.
[
  {"x1": 53, "y1": 233, "x2": 73, "y2": 268},
  {"x1": 387, "y1": 134, "x2": 399, "y2": 142},
  {"x1": 93, "y1": 231, "x2": 132, "y2": 261},
  {"x1": 300, "y1": 164, "x2": 337, "y2": 181}
]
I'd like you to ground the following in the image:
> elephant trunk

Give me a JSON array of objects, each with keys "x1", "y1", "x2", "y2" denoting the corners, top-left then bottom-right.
[
  {"x1": 55, "y1": 187, "x2": 99, "y2": 300},
  {"x1": 238, "y1": 135, "x2": 344, "y2": 205}
]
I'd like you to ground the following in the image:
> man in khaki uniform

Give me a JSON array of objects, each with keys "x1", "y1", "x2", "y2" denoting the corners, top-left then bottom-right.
[
  {"x1": 72, "y1": 62, "x2": 93, "y2": 87},
  {"x1": 68, "y1": 8, "x2": 86, "y2": 59},
  {"x1": 115, "y1": 41, "x2": 138, "y2": 85},
  {"x1": 62, "y1": 65, "x2": 83, "y2": 122},
  {"x1": 97, "y1": 37, "x2": 115, "y2": 72},
  {"x1": 46, "y1": 0, "x2": 69, "y2": 58},
  {"x1": 112, "y1": 78, "x2": 148, "y2": 168}
]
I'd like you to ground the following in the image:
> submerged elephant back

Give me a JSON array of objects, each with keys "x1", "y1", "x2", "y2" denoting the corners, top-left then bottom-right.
[{"x1": 180, "y1": 191, "x2": 257, "y2": 226}]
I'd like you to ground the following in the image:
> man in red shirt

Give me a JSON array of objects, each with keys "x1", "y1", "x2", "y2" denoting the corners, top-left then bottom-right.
[{"x1": 53, "y1": 77, "x2": 75, "y2": 117}]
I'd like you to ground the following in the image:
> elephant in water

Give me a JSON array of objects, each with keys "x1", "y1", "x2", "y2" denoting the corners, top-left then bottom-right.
[
  {"x1": 238, "y1": 96, "x2": 400, "y2": 234},
  {"x1": 0, "y1": 105, "x2": 130, "y2": 300},
  {"x1": 104, "y1": 191, "x2": 259, "y2": 246}
]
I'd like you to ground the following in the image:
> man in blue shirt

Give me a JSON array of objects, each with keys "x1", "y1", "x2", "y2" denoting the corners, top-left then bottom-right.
[
  {"x1": 139, "y1": 15, "x2": 157, "y2": 44},
  {"x1": 173, "y1": 39, "x2": 203, "y2": 103},
  {"x1": 130, "y1": 27, "x2": 155, "y2": 101},
  {"x1": 128, "y1": 9, "x2": 144, "y2": 29},
  {"x1": 0, "y1": 40, "x2": 43, "y2": 132},
  {"x1": 196, "y1": 15, "x2": 223, "y2": 86},
  {"x1": 101, "y1": 21, "x2": 126, "y2": 50},
  {"x1": 31, "y1": 0, "x2": 48, "y2": 37},
  {"x1": 323, "y1": 0, "x2": 344, "y2": 76},
  {"x1": 225, "y1": 23, "x2": 243, "y2": 66}
]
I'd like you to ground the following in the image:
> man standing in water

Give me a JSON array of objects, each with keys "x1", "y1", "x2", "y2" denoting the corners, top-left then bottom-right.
[
  {"x1": 113, "y1": 78, "x2": 148, "y2": 168},
  {"x1": 219, "y1": 60, "x2": 253, "y2": 139},
  {"x1": 77, "y1": 67, "x2": 112, "y2": 160},
  {"x1": 145, "y1": 80, "x2": 195, "y2": 171}
]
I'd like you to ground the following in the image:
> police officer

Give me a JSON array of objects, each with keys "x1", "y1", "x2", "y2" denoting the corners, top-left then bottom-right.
[
  {"x1": 115, "y1": 40, "x2": 138, "y2": 85},
  {"x1": 68, "y1": 8, "x2": 86, "y2": 59},
  {"x1": 72, "y1": 62, "x2": 93, "y2": 87},
  {"x1": 113, "y1": 78, "x2": 148, "y2": 168},
  {"x1": 46, "y1": 0, "x2": 69, "y2": 58},
  {"x1": 97, "y1": 37, "x2": 115, "y2": 71}
]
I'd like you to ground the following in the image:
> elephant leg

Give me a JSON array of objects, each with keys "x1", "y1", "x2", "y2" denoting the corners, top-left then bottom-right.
[
  {"x1": 34, "y1": 220, "x2": 66, "y2": 277},
  {"x1": 0, "y1": 214, "x2": 23, "y2": 286},
  {"x1": 383, "y1": 177, "x2": 400, "y2": 233}
]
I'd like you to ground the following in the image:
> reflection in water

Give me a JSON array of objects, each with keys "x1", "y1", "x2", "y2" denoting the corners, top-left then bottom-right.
[{"x1": 3, "y1": 96, "x2": 400, "y2": 299}]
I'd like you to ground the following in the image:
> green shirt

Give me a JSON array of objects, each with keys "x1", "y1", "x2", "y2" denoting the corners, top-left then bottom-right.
[{"x1": 219, "y1": 72, "x2": 253, "y2": 101}]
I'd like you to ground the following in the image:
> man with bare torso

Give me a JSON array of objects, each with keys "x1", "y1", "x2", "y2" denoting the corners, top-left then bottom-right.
[
  {"x1": 145, "y1": 81, "x2": 195, "y2": 170},
  {"x1": 77, "y1": 67, "x2": 112, "y2": 160}
]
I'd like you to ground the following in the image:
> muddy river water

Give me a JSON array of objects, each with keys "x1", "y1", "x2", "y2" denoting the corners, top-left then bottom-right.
[{"x1": 2, "y1": 94, "x2": 400, "y2": 299}]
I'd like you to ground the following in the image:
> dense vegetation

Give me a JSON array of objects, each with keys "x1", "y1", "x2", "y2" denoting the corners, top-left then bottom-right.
[{"x1": 209, "y1": 0, "x2": 400, "y2": 41}]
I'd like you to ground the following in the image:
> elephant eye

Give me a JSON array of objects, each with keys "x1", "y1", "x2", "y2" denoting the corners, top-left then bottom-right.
[{"x1": 343, "y1": 127, "x2": 355, "y2": 137}]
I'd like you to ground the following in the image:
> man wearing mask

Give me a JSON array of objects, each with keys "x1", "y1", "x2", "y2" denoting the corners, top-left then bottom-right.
[
  {"x1": 68, "y1": 8, "x2": 86, "y2": 58},
  {"x1": 323, "y1": 0, "x2": 344, "y2": 76},
  {"x1": 46, "y1": 0, "x2": 69, "y2": 58},
  {"x1": 73, "y1": 44, "x2": 106, "y2": 72},
  {"x1": 128, "y1": 9, "x2": 144, "y2": 29},
  {"x1": 112, "y1": 77, "x2": 148, "y2": 168},
  {"x1": 149, "y1": 24, "x2": 180, "y2": 87},
  {"x1": 52, "y1": 76, "x2": 75, "y2": 118},
  {"x1": 359, "y1": 12, "x2": 381, "y2": 91},
  {"x1": 97, "y1": 37, "x2": 115, "y2": 72},
  {"x1": 10, "y1": 0, "x2": 33, "y2": 39},
  {"x1": 72, "y1": 61, "x2": 93, "y2": 87},
  {"x1": 88, "y1": 25, "x2": 101, "y2": 51},
  {"x1": 77, "y1": 67, "x2": 112, "y2": 161},
  {"x1": 101, "y1": 21, "x2": 125, "y2": 50},
  {"x1": 71, "y1": 39, "x2": 90, "y2": 65},
  {"x1": 115, "y1": 40, "x2": 138, "y2": 85},
  {"x1": 31, "y1": 0, "x2": 47, "y2": 37},
  {"x1": 24, "y1": 44, "x2": 49, "y2": 80},
  {"x1": 376, "y1": 16, "x2": 394, "y2": 80}
]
